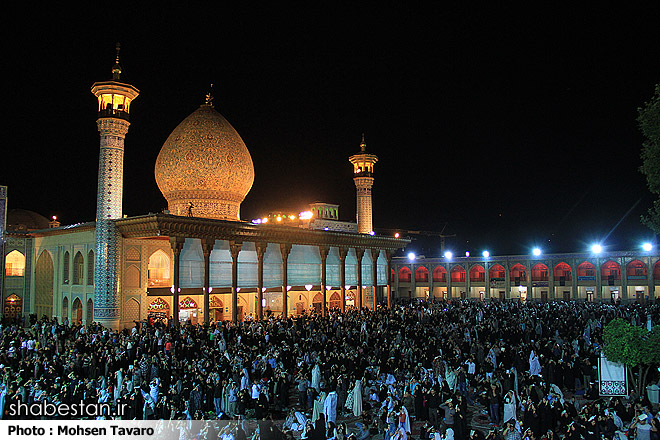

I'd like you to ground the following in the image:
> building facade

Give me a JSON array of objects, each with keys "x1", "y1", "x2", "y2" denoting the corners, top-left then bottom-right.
[
  {"x1": 391, "y1": 252, "x2": 660, "y2": 302},
  {"x1": 0, "y1": 49, "x2": 408, "y2": 328}
]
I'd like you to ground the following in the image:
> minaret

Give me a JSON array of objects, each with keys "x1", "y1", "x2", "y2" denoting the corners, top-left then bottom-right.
[
  {"x1": 349, "y1": 134, "x2": 378, "y2": 234},
  {"x1": 91, "y1": 44, "x2": 139, "y2": 328}
]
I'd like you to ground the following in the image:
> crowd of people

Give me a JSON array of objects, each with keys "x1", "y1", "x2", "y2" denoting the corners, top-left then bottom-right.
[{"x1": 0, "y1": 299, "x2": 658, "y2": 440}]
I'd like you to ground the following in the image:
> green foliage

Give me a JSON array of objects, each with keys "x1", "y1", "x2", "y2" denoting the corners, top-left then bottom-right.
[
  {"x1": 603, "y1": 318, "x2": 660, "y2": 367},
  {"x1": 639, "y1": 83, "x2": 660, "y2": 233}
]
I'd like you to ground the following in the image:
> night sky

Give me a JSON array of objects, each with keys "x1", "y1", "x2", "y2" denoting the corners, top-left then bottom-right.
[{"x1": 4, "y1": 4, "x2": 660, "y2": 256}]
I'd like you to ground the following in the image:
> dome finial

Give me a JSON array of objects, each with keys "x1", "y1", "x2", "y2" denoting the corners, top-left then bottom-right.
[
  {"x1": 360, "y1": 133, "x2": 367, "y2": 152},
  {"x1": 112, "y1": 42, "x2": 122, "y2": 80},
  {"x1": 205, "y1": 83, "x2": 214, "y2": 107}
]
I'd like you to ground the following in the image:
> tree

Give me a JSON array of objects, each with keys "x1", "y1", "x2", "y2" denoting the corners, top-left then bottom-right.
[
  {"x1": 602, "y1": 318, "x2": 660, "y2": 397},
  {"x1": 638, "y1": 83, "x2": 660, "y2": 233}
]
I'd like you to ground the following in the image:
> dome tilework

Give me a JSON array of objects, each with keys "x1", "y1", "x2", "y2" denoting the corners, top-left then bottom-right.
[{"x1": 155, "y1": 105, "x2": 254, "y2": 220}]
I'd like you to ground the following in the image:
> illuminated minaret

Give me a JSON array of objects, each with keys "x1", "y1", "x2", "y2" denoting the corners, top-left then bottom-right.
[
  {"x1": 349, "y1": 134, "x2": 378, "y2": 234},
  {"x1": 91, "y1": 44, "x2": 139, "y2": 328}
]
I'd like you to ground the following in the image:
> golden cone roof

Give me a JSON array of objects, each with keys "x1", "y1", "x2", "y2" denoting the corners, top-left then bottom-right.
[{"x1": 154, "y1": 104, "x2": 254, "y2": 220}]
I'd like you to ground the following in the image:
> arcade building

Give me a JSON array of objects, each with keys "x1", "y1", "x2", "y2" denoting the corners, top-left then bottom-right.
[{"x1": 391, "y1": 251, "x2": 660, "y2": 303}]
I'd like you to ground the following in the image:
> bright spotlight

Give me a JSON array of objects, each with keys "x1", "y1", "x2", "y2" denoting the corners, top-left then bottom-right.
[
  {"x1": 591, "y1": 244, "x2": 602, "y2": 254},
  {"x1": 444, "y1": 251, "x2": 453, "y2": 260},
  {"x1": 465, "y1": 251, "x2": 470, "y2": 257},
  {"x1": 408, "y1": 252, "x2": 416, "y2": 261},
  {"x1": 532, "y1": 248, "x2": 541, "y2": 256},
  {"x1": 643, "y1": 242, "x2": 653, "y2": 252},
  {"x1": 482, "y1": 250, "x2": 490, "y2": 258}
]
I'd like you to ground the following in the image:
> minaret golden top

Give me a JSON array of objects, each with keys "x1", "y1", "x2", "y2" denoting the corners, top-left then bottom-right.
[{"x1": 112, "y1": 42, "x2": 122, "y2": 80}]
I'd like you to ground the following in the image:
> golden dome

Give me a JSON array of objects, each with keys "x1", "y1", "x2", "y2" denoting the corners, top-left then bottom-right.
[{"x1": 155, "y1": 104, "x2": 254, "y2": 221}]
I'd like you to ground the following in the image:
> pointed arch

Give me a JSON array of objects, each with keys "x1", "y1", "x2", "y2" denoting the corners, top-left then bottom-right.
[
  {"x1": 148, "y1": 249, "x2": 171, "y2": 287},
  {"x1": 329, "y1": 291, "x2": 341, "y2": 310},
  {"x1": 577, "y1": 261, "x2": 596, "y2": 277},
  {"x1": 601, "y1": 260, "x2": 621, "y2": 281},
  {"x1": 35, "y1": 250, "x2": 54, "y2": 319},
  {"x1": 531, "y1": 263, "x2": 548, "y2": 281},
  {"x1": 626, "y1": 259, "x2": 647, "y2": 278},
  {"x1": 124, "y1": 298, "x2": 140, "y2": 323},
  {"x1": 5, "y1": 250, "x2": 25, "y2": 276},
  {"x1": 73, "y1": 251, "x2": 84, "y2": 285},
  {"x1": 450, "y1": 265, "x2": 466, "y2": 282},
  {"x1": 510, "y1": 263, "x2": 526, "y2": 280},
  {"x1": 431, "y1": 266, "x2": 446, "y2": 282},
  {"x1": 415, "y1": 266, "x2": 429, "y2": 282},
  {"x1": 554, "y1": 262, "x2": 572, "y2": 281},
  {"x1": 489, "y1": 264, "x2": 505, "y2": 279},
  {"x1": 428, "y1": 266, "x2": 444, "y2": 283},
  {"x1": 72, "y1": 298, "x2": 83, "y2": 324},
  {"x1": 470, "y1": 265, "x2": 485, "y2": 282},
  {"x1": 125, "y1": 265, "x2": 141, "y2": 288},
  {"x1": 398, "y1": 267, "x2": 411, "y2": 282},
  {"x1": 63, "y1": 251, "x2": 70, "y2": 284}
]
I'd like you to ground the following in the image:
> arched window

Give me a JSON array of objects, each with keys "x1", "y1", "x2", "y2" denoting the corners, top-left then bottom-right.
[
  {"x1": 470, "y1": 265, "x2": 485, "y2": 282},
  {"x1": 73, "y1": 252, "x2": 84, "y2": 285},
  {"x1": 87, "y1": 250, "x2": 94, "y2": 285},
  {"x1": 601, "y1": 261, "x2": 621, "y2": 281},
  {"x1": 554, "y1": 262, "x2": 572, "y2": 281},
  {"x1": 63, "y1": 251, "x2": 70, "y2": 284},
  {"x1": 415, "y1": 266, "x2": 429, "y2": 282},
  {"x1": 5, "y1": 250, "x2": 25, "y2": 276},
  {"x1": 626, "y1": 260, "x2": 647, "y2": 278},
  {"x1": 329, "y1": 292, "x2": 341, "y2": 310},
  {"x1": 148, "y1": 250, "x2": 171, "y2": 287},
  {"x1": 531, "y1": 263, "x2": 548, "y2": 281},
  {"x1": 577, "y1": 261, "x2": 596, "y2": 278},
  {"x1": 398, "y1": 267, "x2": 412, "y2": 282},
  {"x1": 432, "y1": 266, "x2": 447, "y2": 282},
  {"x1": 450, "y1": 265, "x2": 465, "y2": 283},
  {"x1": 654, "y1": 261, "x2": 660, "y2": 280},
  {"x1": 72, "y1": 298, "x2": 83, "y2": 324},
  {"x1": 510, "y1": 264, "x2": 526, "y2": 280},
  {"x1": 489, "y1": 264, "x2": 505, "y2": 280}
]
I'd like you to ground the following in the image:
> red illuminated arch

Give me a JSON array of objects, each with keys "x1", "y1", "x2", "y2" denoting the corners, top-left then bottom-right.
[
  {"x1": 489, "y1": 264, "x2": 505, "y2": 279},
  {"x1": 626, "y1": 259, "x2": 647, "y2": 278},
  {"x1": 398, "y1": 267, "x2": 412, "y2": 282},
  {"x1": 432, "y1": 266, "x2": 447, "y2": 282},
  {"x1": 577, "y1": 261, "x2": 596, "y2": 277},
  {"x1": 470, "y1": 265, "x2": 485, "y2": 282},
  {"x1": 450, "y1": 265, "x2": 466, "y2": 283},
  {"x1": 554, "y1": 262, "x2": 572, "y2": 280},
  {"x1": 531, "y1": 263, "x2": 548, "y2": 281},
  {"x1": 510, "y1": 264, "x2": 526, "y2": 280},
  {"x1": 415, "y1": 266, "x2": 429, "y2": 282},
  {"x1": 601, "y1": 261, "x2": 621, "y2": 280},
  {"x1": 654, "y1": 260, "x2": 660, "y2": 280}
]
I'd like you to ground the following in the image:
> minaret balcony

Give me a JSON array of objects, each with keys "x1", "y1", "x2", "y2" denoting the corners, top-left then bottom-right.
[
  {"x1": 353, "y1": 170, "x2": 373, "y2": 178},
  {"x1": 98, "y1": 108, "x2": 130, "y2": 121}
]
